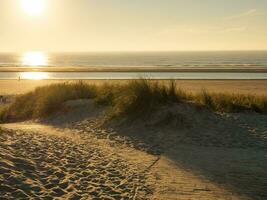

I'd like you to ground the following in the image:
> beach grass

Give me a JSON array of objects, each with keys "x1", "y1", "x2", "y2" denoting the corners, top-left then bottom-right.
[
  {"x1": 96, "y1": 79, "x2": 190, "y2": 118},
  {"x1": 0, "y1": 80, "x2": 266, "y2": 122},
  {"x1": 197, "y1": 90, "x2": 267, "y2": 113},
  {"x1": 0, "y1": 81, "x2": 96, "y2": 122}
]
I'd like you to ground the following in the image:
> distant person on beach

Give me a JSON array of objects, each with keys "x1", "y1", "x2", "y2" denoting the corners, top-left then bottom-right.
[
  {"x1": 0, "y1": 95, "x2": 8, "y2": 104},
  {"x1": 0, "y1": 95, "x2": 4, "y2": 103}
]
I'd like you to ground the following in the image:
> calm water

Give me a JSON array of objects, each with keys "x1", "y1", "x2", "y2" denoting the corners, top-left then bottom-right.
[
  {"x1": 0, "y1": 72, "x2": 266, "y2": 80},
  {"x1": 1, "y1": 51, "x2": 267, "y2": 69},
  {"x1": 0, "y1": 51, "x2": 267, "y2": 79}
]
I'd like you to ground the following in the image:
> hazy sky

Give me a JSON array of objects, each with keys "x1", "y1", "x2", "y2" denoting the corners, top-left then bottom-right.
[{"x1": 0, "y1": 0, "x2": 267, "y2": 52}]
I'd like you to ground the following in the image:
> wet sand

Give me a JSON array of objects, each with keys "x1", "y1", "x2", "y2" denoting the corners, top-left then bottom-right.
[{"x1": 1, "y1": 66, "x2": 267, "y2": 72}]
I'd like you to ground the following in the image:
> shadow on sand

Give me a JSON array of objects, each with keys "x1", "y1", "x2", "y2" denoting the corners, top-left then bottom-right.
[
  {"x1": 42, "y1": 100, "x2": 267, "y2": 199},
  {"x1": 106, "y1": 103, "x2": 267, "y2": 200}
]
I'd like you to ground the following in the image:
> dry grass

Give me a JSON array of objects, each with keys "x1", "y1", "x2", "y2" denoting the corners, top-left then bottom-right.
[
  {"x1": 197, "y1": 90, "x2": 267, "y2": 113},
  {"x1": 100, "y1": 79, "x2": 189, "y2": 118},
  {"x1": 0, "y1": 81, "x2": 96, "y2": 122},
  {"x1": 0, "y1": 80, "x2": 266, "y2": 122}
]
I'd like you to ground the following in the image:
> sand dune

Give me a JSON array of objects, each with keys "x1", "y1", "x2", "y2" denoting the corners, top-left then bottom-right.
[{"x1": 1, "y1": 99, "x2": 267, "y2": 199}]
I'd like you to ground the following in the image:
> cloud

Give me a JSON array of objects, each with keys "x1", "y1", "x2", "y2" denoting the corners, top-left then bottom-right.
[{"x1": 225, "y1": 9, "x2": 257, "y2": 20}]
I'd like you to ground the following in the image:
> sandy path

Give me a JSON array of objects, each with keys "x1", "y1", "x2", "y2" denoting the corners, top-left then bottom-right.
[
  {"x1": 0, "y1": 124, "x2": 153, "y2": 200},
  {"x1": 71, "y1": 118, "x2": 267, "y2": 200},
  {"x1": 1, "y1": 120, "x2": 266, "y2": 200}
]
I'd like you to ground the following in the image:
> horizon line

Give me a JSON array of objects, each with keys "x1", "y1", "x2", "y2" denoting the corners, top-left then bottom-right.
[{"x1": 1, "y1": 49, "x2": 267, "y2": 54}]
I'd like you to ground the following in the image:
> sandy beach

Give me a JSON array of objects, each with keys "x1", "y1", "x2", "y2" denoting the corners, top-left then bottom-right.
[
  {"x1": 0, "y1": 123, "x2": 153, "y2": 200},
  {"x1": 1, "y1": 79, "x2": 267, "y2": 95},
  {"x1": 1, "y1": 96, "x2": 266, "y2": 199}
]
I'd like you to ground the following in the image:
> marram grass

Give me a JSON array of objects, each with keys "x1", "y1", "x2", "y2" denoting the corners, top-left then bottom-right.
[{"x1": 0, "y1": 80, "x2": 266, "y2": 122}]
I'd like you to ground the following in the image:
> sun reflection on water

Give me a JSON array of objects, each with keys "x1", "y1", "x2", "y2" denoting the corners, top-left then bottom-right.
[
  {"x1": 20, "y1": 72, "x2": 49, "y2": 80},
  {"x1": 22, "y1": 51, "x2": 48, "y2": 66}
]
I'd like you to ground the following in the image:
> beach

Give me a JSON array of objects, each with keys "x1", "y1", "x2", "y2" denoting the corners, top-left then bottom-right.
[
  {"x1": 1, "y1": 79, "x2": 267, "y2": 95},
  {"x1": 0, "y1": 80, "x2": 267, "y2": 199},
  {"x1": 1, "y1": 0, "x2": 267, "y2": 199}
]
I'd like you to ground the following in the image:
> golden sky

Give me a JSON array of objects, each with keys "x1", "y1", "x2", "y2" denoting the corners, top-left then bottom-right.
[{"x1": 0, "y1": 0, "x2": 267, "y2": 52}]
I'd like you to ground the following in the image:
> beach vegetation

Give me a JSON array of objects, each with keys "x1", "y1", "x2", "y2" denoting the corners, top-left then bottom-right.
[
  {"x1": 0, "y1": 81, "x2": 96, "y2": 122},
  {"x1": 0, "y1": 79, "x2": 266, "y2": 122}
]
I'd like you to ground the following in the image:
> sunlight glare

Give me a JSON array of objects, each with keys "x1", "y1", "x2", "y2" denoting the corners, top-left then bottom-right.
[
  {"x1": 20, "y1": 0, "x2": 45, "y2": 16},
  {"x1": 22, "y1": 52, "x2": 47, "y2": 66},
  {"x1": 20, "y1": 72, "x2": 49, "y2": 80}
]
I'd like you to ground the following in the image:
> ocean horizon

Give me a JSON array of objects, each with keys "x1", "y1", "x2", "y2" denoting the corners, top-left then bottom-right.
[
  {"x1": 0, "y1": 51, "x2": 267, "y2": 70},
  {"x1": 1, "y1": 51, "x2": 267, "y2": 80}
]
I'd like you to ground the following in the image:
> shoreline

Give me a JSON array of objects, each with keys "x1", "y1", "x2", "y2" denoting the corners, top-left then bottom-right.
[
  {"x1": 1, "y1": 79, "x2": 267, "y2": 81},
  {"x1": 1, "y1": 72, "x2": 267, "y2": 81}
]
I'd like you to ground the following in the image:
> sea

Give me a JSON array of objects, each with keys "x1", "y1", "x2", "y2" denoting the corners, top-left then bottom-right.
[{"x1": 0, "y1": 51, "x2": 267, "y2": 79}]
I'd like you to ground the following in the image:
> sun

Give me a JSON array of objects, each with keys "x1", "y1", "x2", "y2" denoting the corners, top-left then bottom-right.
[{"x1": 20, "y1": 0, "x2": 45, "y2": 16}]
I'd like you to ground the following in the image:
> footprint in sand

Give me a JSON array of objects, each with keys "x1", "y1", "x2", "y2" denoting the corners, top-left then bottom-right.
[{"x1": 0, "y1": 129, "x2": 151, "y2": 200}]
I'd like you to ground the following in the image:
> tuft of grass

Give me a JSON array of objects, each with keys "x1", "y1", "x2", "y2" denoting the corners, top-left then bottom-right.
[
  {"x1": 102, "y1": 80, "x2": 189, "y2": 118},
  {"x1": 94, "y1": 83, "x2": 120, "y2": 106},
  {"x1": 197, "y1": 90, "x2": 267, "y2": 113},
  {"x1": 0, "y1": 81, "x2": 96, "y2": 122},
  {"x1": 0, "y1": 79, "x2": 266, "y2": 123}
]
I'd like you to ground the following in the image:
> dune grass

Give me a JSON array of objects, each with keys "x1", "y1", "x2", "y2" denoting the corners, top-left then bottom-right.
[
  {"x1": 0, "y1": 80, "x2": 266, "y2": 122},
  {"x1": 197, "y1": 90, "x2": 267, "y2": 114},
  {"x1": 0, "y1": 81, "x2": 96, "y2": 122},
  {"x1": 96, "y1": 79, "x2": 189, "y2": 118}
]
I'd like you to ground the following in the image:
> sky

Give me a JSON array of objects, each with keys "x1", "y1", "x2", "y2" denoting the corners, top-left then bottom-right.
[{"x1": 0, "y1": 0, "x2": 267, "y2": 52}]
